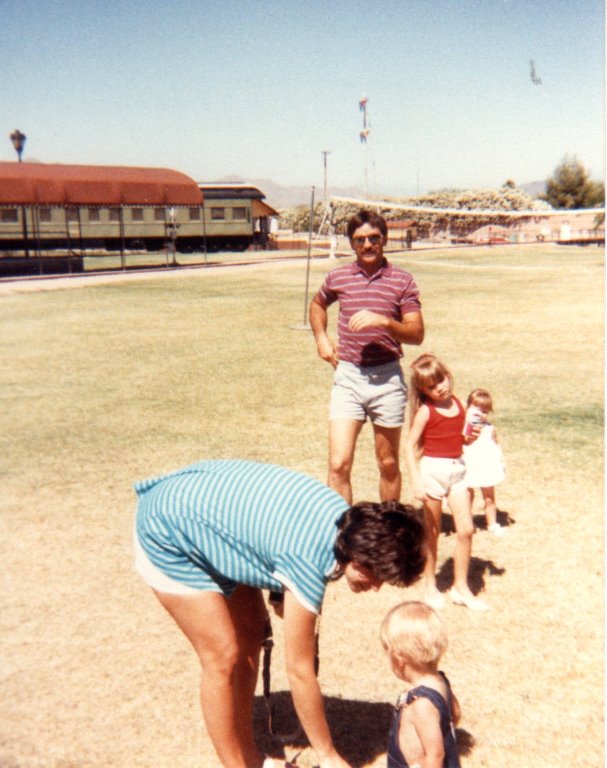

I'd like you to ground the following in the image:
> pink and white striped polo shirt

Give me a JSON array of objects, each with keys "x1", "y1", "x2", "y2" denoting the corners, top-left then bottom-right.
[{"x1": 316, "y1": 259, "x2": 421, "y2": 367}]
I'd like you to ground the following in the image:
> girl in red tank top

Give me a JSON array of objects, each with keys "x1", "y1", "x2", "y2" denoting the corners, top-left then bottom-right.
[{"x1": 404, "y1": 354, "x2": 489, "y2": 612}]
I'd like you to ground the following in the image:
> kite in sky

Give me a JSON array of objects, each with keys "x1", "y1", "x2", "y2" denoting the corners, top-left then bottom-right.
[{"x1": 529, "y1": 59, "x2": 542, "y2": 85}]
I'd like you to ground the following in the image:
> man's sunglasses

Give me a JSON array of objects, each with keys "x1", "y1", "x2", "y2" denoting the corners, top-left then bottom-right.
[{"x1": 352, "y1": 234, "x2": 383, "y2": 247}]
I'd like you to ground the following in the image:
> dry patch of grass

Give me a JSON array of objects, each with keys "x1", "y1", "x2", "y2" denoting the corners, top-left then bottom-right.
[{"x1": 1, "y1": 245, "x2": 603, "y2": 767}]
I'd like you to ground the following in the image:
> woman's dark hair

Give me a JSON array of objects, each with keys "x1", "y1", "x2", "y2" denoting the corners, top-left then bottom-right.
[
  {"x1": 346, "y1": 209, "x2": 388, "y2": 240},
  {"x1": 333, "y1": 500, "x2": 426, "y2": 587}
]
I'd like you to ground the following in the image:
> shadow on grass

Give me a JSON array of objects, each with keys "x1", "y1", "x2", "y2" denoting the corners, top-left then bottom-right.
[
  {"x1": 441, "y1": 507, "x2": 516, "y2": 534},
  {"x1": 255, "y1": 690, "x2": 391, "y2": 765},
  {"x1": 436, "y1": 556, "x2": 506, "y2": 595},
  {"x1": 255, "y1": 691, "x2": 476, "y2": 766}
]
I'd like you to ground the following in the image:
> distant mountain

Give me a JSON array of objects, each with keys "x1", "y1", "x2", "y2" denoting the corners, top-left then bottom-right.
[
  {"x1": 246, "y1": 178, "x2": 318, "y2": 208},
  {"x1": 215, "y1": 176, "x2": 367, "y2": 209},
  {"x1": 519, "y1": 180, "x2": 545, "y2": 198},
  {"x1": 216, "y1": 175, "x2": 548, "y2": 208}
]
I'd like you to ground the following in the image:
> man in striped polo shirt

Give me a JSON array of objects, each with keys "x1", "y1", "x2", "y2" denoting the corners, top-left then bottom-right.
[{"x1": 309, "y1": 209, "x2": 424, "y2": 504}]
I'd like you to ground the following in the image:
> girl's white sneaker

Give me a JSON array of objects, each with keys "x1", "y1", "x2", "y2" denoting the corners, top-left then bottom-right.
[{"x1": 450, "y1": 587, "x2": 490, "y2": 611}]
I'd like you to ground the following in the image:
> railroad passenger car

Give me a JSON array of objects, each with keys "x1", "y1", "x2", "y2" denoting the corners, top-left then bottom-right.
[
  {"x1": 197, "y1": 181, "x2": 277, "y2": 252},
  {"x1": 0, "y1": 163, "x2": 277, "y2": 270}
]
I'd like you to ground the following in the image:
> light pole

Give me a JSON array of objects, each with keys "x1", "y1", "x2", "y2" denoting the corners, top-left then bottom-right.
[
  {"x1": 9, "y1": 130, "x2": 29, "y2": 257},
  {"x1": 321, "y1": 150, "x2": 331, "y2": 202},
  {"x1": 10, "y1": 129, "x2": 26, "y2": 162}
]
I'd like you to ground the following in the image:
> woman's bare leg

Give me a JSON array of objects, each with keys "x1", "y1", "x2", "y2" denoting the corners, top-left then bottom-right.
[{"x1": 154, "y1": 585, "x2": 267, "y2": 768}]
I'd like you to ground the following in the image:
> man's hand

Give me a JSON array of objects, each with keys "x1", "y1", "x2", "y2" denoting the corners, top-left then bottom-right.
[
  {"x1": 348, "y1": 309, "x2": 387, "y2": 332},
  {"x1": 316, "y1": 336, "x2": 339, "y2": 368}
]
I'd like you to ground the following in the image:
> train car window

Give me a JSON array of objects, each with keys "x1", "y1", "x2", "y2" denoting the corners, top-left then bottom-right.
[
  {"x1": 131, "y1": 208, "x2": 144, "y2": 222},
  {"x1": 154, "y1": 209, "x2": 165, "y2": 222},
  {"x1": 1, "y1": 209, "x2": 18, "y2": 223},
  {"x1": 211, "y1": 207, "x2": 225, "y2": 220},
  {"x1": 39, "y1": 208, "x2": 52, "y2": 222},
  {"x1": 189, "y1": 207, "x2": 201, "y2": 221},
  {"x1": 88, "y1": 209, "x2": 101, "y2": 222},
  {"x1": 233, "y1": 207, "x2": 247, "y2": 220},
  {"x1": 109, "y1": 209, "x2": 120, "y2": 222},
  {"x1": 66, "y1": 209, "x2": 78, "y2": 222}
]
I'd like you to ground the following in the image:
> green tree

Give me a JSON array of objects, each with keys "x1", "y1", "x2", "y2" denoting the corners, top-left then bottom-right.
[{"x1": 541, "y1": 156, "x2": 605, "y2": 209}]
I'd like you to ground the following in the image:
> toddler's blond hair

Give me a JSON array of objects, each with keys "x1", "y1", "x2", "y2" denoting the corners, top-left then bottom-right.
[{"x1": 380, "y1": 601, "x2": 447, "y2": 667}]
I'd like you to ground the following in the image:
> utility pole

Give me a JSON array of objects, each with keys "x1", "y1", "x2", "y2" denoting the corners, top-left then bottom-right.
[{"x1": 321, "y1": 150, "x2": 331, "y2": 202}]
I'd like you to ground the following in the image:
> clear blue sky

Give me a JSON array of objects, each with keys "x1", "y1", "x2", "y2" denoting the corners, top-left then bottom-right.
[{"x1": 1, "y1": 0, "x2": 604, "y2": 195}]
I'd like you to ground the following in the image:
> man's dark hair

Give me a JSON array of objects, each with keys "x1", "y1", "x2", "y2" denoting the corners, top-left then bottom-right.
[
  {"x1": 346, "y1": 209, "x2": 388, "y2": 240},
  {"x1": 333, "y1": 500, "x2": 426, "y2": 587}
]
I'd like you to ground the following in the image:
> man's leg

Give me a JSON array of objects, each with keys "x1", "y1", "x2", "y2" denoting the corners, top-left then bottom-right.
[
  {"x1": 154, "y1": 585, "x2": 267, "y2": 768},
  {"x1": 328, "y1": 418, "x2": 364, "y2": 504},
  {"x1": 372, "y1": 424, "x2": 402, "y2": 501}
]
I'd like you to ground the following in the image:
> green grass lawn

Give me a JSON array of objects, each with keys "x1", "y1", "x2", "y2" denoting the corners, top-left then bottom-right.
[{"x1": 1, "y1": 244, "x2": 603, "y2": 767}]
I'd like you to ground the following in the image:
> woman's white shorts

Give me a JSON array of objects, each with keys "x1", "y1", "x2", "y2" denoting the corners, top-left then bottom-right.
[{"x1": 134, "y1": 530, "x2": 205, "y2": 595}]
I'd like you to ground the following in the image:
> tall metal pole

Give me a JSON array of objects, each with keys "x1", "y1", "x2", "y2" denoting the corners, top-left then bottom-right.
[
  {"x1": 302, "y1": 186, "x2": 315, "y2": 326},
  {"x1": 321, "y1": 150, "x2": 331, "y2": 202}
]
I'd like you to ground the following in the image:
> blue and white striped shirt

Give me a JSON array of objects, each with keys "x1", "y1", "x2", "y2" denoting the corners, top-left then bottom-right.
[{"x1": 135, "y1": 460, "x2": 348, "y2": 613}]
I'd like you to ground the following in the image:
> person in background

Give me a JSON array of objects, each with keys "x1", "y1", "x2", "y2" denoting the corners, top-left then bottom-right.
[
  {"x1": 309, "y1": 209, "x2": 424, "y2": 504},
  {"x1": 134, "y1": 458, "x2": 427, "y2": 768},
  {"x1": 381, "y1": 601, "x2": 461, "y2": 768}
]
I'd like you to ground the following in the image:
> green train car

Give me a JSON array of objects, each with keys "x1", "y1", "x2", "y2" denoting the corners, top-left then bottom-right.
[{"x1": 0, "y1": 163, "x2": 277, "y2": 261}]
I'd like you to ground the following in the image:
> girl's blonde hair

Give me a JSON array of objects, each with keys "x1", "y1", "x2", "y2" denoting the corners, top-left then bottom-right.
[
  {"x1": 467, "y1": 388, "x2": 494, "y2": 413},
  {"x1": 407, "y1": 354, "x2": 454, "y2": 455},
  {"x1": 380, "y1": 601, "x2": 447, "y2": 668}
]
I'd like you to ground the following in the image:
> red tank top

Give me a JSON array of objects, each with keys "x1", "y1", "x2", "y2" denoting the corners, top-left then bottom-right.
[{"x1": 422, "y1": 397, "x2": 465, "y2": 458}]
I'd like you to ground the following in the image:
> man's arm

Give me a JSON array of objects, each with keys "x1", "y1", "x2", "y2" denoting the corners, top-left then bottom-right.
[
  {"x1": 348, "y1": 309, "x2": 424, "y2": 345},
  {"x1": 309, "y1": 294, "x2": 339, "y2": 367}
]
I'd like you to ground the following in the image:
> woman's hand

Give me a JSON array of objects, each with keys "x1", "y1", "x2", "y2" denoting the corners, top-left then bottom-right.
[{"x1": 317, "y1": 752, "x2": 352, "y2": 768}]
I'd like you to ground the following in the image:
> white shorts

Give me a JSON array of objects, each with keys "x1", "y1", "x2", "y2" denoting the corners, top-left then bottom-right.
[
  {"x1": 329, "y1": 360, "x2": 406, "y2": 427},
  {"x1": 420, "y1": 456, "x2": 467, "y2": 500},
  {"x1": 134, "y1": 531, "x2": 207, "y2": 595}
]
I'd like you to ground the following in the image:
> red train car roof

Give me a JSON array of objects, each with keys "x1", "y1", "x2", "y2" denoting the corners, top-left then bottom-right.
[{"x1": 0, "y1": 162, "x2": 202, "y2": 206}]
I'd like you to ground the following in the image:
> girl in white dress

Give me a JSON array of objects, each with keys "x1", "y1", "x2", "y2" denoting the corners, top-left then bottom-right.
[{"x1": 462, "y1": 389, "x2": 506, "y2": 535}]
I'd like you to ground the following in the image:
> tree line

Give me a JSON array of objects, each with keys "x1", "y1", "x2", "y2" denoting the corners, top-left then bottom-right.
[{"x1": 279, "y1": 156, "x2": 604, "y2": 234}]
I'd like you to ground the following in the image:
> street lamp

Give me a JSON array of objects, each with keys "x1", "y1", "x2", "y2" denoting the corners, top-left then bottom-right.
[
  {"x1": 10, "y1": 129, "x2": 26, "y2": 162},
  {"x1": 9, "y1": 130, "x2": 29, "y2": 257}
]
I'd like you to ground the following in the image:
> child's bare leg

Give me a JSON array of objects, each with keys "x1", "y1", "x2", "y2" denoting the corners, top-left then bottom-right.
[
  {"x1": 482, "y1": 486, "x2": 498, "y2": 527},
  {"x1": 468, "y1": 487, "x2": 475, "y2": 509},
  {"x1": 422, "y1": 496, "x2": 443, "y2": 601},
  {"x1": 447, "y1": 488, "x2": 475, "y2": 596},
  {"x1": 447, "y1": 489, "x2": 489, "y2": 610}
]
